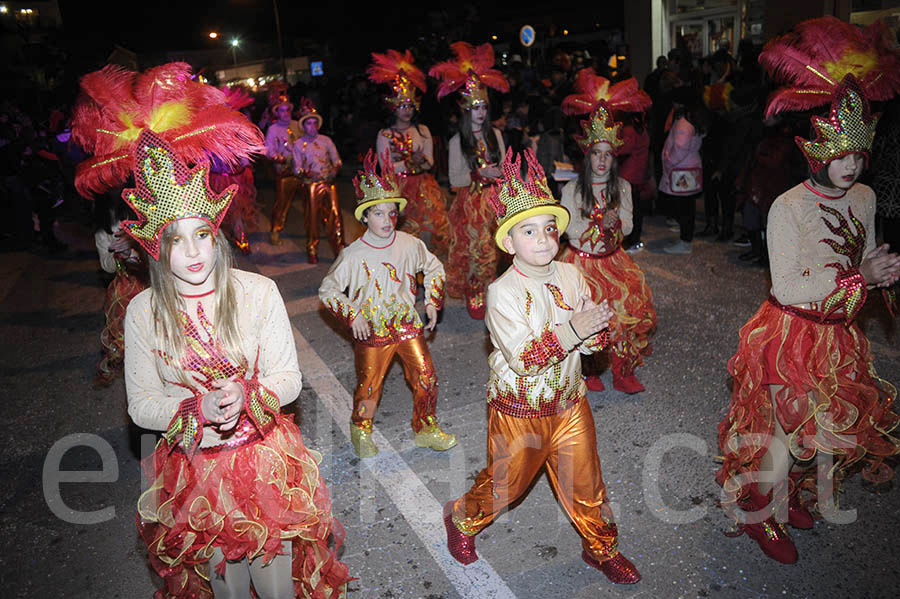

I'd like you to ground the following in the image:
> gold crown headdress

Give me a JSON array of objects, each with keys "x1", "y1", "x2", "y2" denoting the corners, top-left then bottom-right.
[
  {"x1": 71, "y1": 62, "x2": 264, "y2": 258},
  {"x1": 490, "y1": 148, "x2": 570, "y2": 250},
  {"x1": 265, "y1": 81, "x2": 293, "y2": 111},
  {"x1": 429, "y1": 42, "x2": 510, "y2": 110},
  {"x1": 297, "y1": 97, "x2": 322, "y2": 128},
  {"x1": 353, "y1": 148, "x2": 407, "y2": 220},
  {"x1": 759, "y1": 16, "x2": 900, "y2": 171},
  {"x1": 562, "y1": 68, "x2": 652, "y2": 153},
  {"x1": 367, "y1": 49, "x2": 427, "y2": 110}
]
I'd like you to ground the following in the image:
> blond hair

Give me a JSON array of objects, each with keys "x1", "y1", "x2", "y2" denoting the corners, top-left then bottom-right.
[{"x1": 147, "y1": 224, "x2": 245, "y2": 385}]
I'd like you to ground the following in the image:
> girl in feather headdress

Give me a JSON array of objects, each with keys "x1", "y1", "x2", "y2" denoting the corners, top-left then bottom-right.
[
  {"x1": 72, "y1": 63, "x2": 352, "y2": 598},
  {"x1": 716, "y1": 17, "x2": 900, "y2": 565},
  {"x1": 430, "y1": 42, "x2": 509, "y2": 319},
  {"x1": 369, "y1": 49, "x2": 451, "y2": 262},
  {"x1": 559, "y1": 69, "x2": 657, "y2": 394}
]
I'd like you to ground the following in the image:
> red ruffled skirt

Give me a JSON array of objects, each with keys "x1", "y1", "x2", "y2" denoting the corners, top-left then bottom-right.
[
  {"x1": 398, "y1": 173, "x2": 450, "y2": 262},
  {"x1": 209, "y1": 167, "x2": 258, "y2": 229},
  {"x1": 98, "y1": 268, "x2": 147, "y2": 379},
  {"x1": 717, "y1": 298, "x2": 900, "y2": 511},
  {"x1": 138, "y1": 417, "x2": 351, "y2": 598},
  {"x1": 559, "y1": 245, "x2": 657, "y2": 376},
  {"x1": 446, "y1": 183, "x2": 499, "y2": 299}
]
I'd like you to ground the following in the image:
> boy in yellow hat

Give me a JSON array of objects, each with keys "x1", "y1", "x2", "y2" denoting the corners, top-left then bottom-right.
[
  {"x1": 443, "y1": 148, "x2": 641, "y2": 584},
  {"x1": 318, "y1": 149, "x2": 456, "y2": 457}
]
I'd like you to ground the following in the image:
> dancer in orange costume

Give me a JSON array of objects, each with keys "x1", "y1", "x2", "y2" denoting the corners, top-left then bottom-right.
[
  {"x1": 430, "y1": 42, "x2": 509, "y2": 319},
  {"x1": 559, "y1": 69, "x2": 657, "y2": 394},
  {"x1": 265, "y1": 86, "x2": 302, "y2": 246},
  {"x1": 443, "y1": 148, "x2": 641, "y2": 585},
  {"x1": 319, "y1": 150, "x2": 455, "y2": 458},
  {"x1": 72, "y1": 63, "x2": 351, "y2": 598},
  {"x1": 717, "y1": 17, "x2": 900, "y2": 564},
  {"x1": 369, "y1": 48, "x2": 451, "y2": 262}
]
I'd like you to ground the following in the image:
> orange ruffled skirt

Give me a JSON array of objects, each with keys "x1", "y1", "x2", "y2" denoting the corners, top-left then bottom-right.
[
  {"x1": 98, "y1": 268, "x2": 146, "y2": 379},
  {"x1": 138, "y1": 417, "x2": 351, "y2": 599},
  {"x1": 717, "y1": 298, "x2": 900, "y2": 509},
  {"x1": 559, "y1": 246, "x2": 657, "y2": 376},
  {"x1": 446, "y1": 184, "x2": 500, "y2": 299},
  {"x1": 398, "y1": 173, "x2": 450, "y2": 262}
]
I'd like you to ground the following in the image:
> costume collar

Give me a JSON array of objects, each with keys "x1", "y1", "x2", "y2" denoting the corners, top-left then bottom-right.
[{"x1": 513, "y1": 256, "x2": 555, "y2": 282}]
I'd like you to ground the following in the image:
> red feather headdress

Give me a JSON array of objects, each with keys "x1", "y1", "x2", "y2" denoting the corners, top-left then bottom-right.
[
  {"x1": 760, "y1": 16, "x2": 900, "y2": 118},
  {"x1": 429, "y1": 42, "x2": 509, "y2": 109},
  {"x1": 562, "y1": 68, "x2": 652, "y2": 153},
  {"x1": 221, "y1": 85, "x2": 255, "y2": 111},
  {"x1": 72, "y1": 62, "x2": 264, "y2": 199},
  {"x1": 367, "y1": 49, "x2": 426, "y2": 109}
]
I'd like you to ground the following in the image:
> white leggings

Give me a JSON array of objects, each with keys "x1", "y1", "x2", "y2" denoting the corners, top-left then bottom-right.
[{"x1": 208, "y1": 541, "x2": 293, "y2": 599}]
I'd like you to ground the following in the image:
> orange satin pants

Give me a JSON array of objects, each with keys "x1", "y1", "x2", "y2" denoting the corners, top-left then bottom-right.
[
  {"x1": 270, "y1": 174, "x2": 301, "y2": 233},
  {"x1": 353, "y1": 336, "x2": 437, "y2": 433},
  {"x1": 450, "y1": 399, "x2": 619, "y2": 561},
  {"x1": 303, "y1": 182, "x2": 344, "y2": 255}
]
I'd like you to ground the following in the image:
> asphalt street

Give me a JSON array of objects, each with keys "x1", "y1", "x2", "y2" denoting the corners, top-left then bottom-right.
[{"x1": 2, "y1": 178, "x2": 898, "y2": 599}]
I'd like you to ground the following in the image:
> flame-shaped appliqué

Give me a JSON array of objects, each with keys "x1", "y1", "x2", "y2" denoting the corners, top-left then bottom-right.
[
  {"x1": 382, "y1": 262, "x2": 401, "y2": 283},
  {"x1": 544, "y1": 283, "x2": 574, "y2": 311}
]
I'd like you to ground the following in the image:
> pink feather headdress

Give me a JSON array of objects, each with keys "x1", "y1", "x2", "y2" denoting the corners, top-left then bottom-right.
[
  {"x1": 429, "y1": 42, "x2": 510, "y2": 109},
  {"x1": 367, "y1": 49, "x2": 427, "y2": 109}
]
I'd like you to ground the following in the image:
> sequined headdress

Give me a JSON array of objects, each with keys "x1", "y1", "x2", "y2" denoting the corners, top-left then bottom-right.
[
  {"x1": 562, "y1": 68, "x2": 652, "y2": 153},
  {"x1": 368, "y1": 49, "x2": 426, "y2": 110},
  {"x1": 490, "y1": 148, "x2": 570, "y2": 250},
  {"x1": 429, "y1": 42, "x2": 510, "y2": 110},
  {"x1": 266, "y1": 81, "x2": 293, "y2": 111},
  {"x1": 759, "y1": 16, "x2": 900, "y2": 171},
  {"x1": 353, "y1": 148, "x2": 408, "y2": 221},
  {"x1": 297, "y1": 96, "x2": 323, "y2": 129},
  {"x1": 71, "y1": 62, "x2": 265, "y2": 259}
]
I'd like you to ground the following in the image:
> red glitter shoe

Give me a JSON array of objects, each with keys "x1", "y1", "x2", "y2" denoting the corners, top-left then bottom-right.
[
  {"x1": 739, "y1": 485, "x2": 798, "y2": 564},
  {"x1": 443, "y1": 500, "x2": 478, "y2": 565},
  {"x1": 582, "y1": 551, "x2": 641, "y2": 584},
  {"x1": 585, "y1": 376, "x2": 605, "y2": 391},
  {"x1": 465, "y1": 276, "x2": 486, "y2": 320},
  {"x1": 788, "y1": 474, "x2": 814, "y2": 529},
  {"x1": 612, "y1": 374, "x2": 645, "y2": 394},
  {"x1": 308, "y1": 250, "x2": 318, "y2": 264}
]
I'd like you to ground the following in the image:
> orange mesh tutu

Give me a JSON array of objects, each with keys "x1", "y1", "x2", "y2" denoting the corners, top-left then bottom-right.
[
  {"x1": 138, "y1": 416, "x2": 351, "y2": 599},
  {"x1": 446, "y1": 184, "x2": 499, "y2": 299},
  {"x1": 398, "y1": 173, "x2": 450, "y2": 262},
  {"x1": 717, "y1": 298, "x2": 900, "y2": 510},
  {"x1": 559, "y1": 246, "x2": 657, "y2": 376}
]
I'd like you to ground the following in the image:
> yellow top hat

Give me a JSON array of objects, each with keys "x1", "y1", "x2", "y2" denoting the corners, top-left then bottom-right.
[
  {"x1": 490, "y1": 148, "x2": 569, "y2": 250},
  {"x1": 353, "y1": 148, "x2": 407, "y2": 221}
]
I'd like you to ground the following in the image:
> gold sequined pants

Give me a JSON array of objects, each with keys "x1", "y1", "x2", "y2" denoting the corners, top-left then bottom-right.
[
  {"x1": 304, "y1": 182, "x2": 344, "y2": 255},
  {"x1": 270, "y1": 174, "x2": 301, "y2": 233},
  {"x1": 353, "y1": 336, "x2": 438, "y2": 433},
  {"x1": 450, "y1": 400, "x2": 619, "y2": 561}
]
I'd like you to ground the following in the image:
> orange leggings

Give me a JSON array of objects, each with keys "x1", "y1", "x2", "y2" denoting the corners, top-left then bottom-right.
[
  {"x1": 353, "y1": 336, "x2": 437, "y2": 433},
  {"x1": 451, "y1": 400, "x2": 619, "y2": 561}
]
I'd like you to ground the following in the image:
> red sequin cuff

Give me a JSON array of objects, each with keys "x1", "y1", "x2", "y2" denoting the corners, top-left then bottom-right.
[
  {"x1": 237, "y1": 377, "x2": 281, "y2": 433},
  {"x1": 518, "y1": 325, "x2": 569, "y2": 375},
  {"x1": 583, "y1": 328, "x2": 611, "y2": 351},
  {"x1": 428, "y1": 273, "x2": 446, "y2": 311},
  {"x1": 166, "y1": 395, "x2": 206, "y2": 458},
  {"x1": 822, "y1": 266, "x2": 867, "y2": 323}
]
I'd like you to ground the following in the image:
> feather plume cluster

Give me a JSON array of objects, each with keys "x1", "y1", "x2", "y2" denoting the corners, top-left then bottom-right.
[
  {"x1": 562, "y1": 68, "x2": 652, "y2": 116},
  {"x1": 428, "y1": 42, "x2": 510, "y2": 100},
  {"x1": 367, "y1": 49, "x2": 426, "y2": 92},
  {"x1": 72, "y1": 62, "x2": 264, "y2": 199},
  {"x1": 760, "y1": 16, "x2": 900, "y2": 117}
]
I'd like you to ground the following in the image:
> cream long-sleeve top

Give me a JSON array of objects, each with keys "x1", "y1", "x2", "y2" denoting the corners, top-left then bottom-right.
[
  {"x1": 318, "y1": 230, "x2": 445, "y2": 347},
  {"x1": 376, "y1": 125, "x2": 435, "y2": 175},
  {"x1": 124, "y1": 269, "x2": 301, "y2": 448},
  {"x1": 291, "y1": 133, "x2": 341, "y2": 181},
  {"x1": 767, "y1": 181, "x2": 877, "y2": 310},
  {"x1": 560, "y1": 177, "x2": 633, "y2": 254},
  {"x1": 448, "y1": 128, "x2": 506, "y2": 189},
  {"x1": 265, "y1": 120, "x2": 300, "y2": 160},
  {"x1": 485, "y1": 258, "x2": 608, "y2": 418}
]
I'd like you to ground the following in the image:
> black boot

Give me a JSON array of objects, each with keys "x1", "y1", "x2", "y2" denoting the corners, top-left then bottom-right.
[
  {"x1": 739, "y1": 230, "x2": 761, "y2": 261},
  {"x1": 697, "y1": 216, "x2": 719, "y2": 237},
  {"x1": 755, "y1": 233, "x2": 769, "y2": 267}
]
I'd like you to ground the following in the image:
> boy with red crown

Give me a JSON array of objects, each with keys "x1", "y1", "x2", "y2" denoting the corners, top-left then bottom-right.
[
  {"x1": 443, "y1": 147, "x2": 642, "y2": 584},
  {"x1": 318, "y1": 150, "x2": 456, "y2": 458}
]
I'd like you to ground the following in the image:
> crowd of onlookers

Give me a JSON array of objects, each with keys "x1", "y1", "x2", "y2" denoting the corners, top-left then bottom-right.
[{"x1": 3, "y1": 37, "x2": 898, "y2": 264}]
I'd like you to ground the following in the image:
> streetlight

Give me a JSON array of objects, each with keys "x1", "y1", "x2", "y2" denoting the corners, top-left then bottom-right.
[
  {"x1": 209, "y1": 31, "x2": 218, "y2": 39},
  {"x1": 231, "y1": 38, "x2": 239, "y2": 66}
]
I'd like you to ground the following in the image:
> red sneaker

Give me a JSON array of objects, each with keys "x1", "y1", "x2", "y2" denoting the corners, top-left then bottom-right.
[
  {"x1": 466, "y1": 293, "x2": 485, "y2": 320},
  {"x1": 613, "y1": 374, "x2": 645, "y2": 394},
  {"x1": 582, "y1": 551, "x2": 641, "y2": 584},
  {"x1": 585, "y1": 376, "x2": 605, "y2": 391},
  {"x1": 443, "y1": 501, "x2": 478, "y2": 565}
]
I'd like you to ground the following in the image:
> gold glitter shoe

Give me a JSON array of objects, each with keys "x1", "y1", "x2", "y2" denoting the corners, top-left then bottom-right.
[
  {"x1": 351, "y1": 423, "x2": 378, "y2": 458},
  {"x1": 415, "y1": 423, "x2": 458, "y2": 451},
  {"x1": 269, "y1": 230, "x2": 282, "y2": 246}
]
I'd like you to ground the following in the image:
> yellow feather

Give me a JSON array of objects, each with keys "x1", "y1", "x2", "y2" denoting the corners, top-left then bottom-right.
[
  {"x1": 824, "y1": 50, "x2": 878, "y2": 82},
  {"x1": 148, "y1": 101, "x2": 192, "y2": 133}
]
